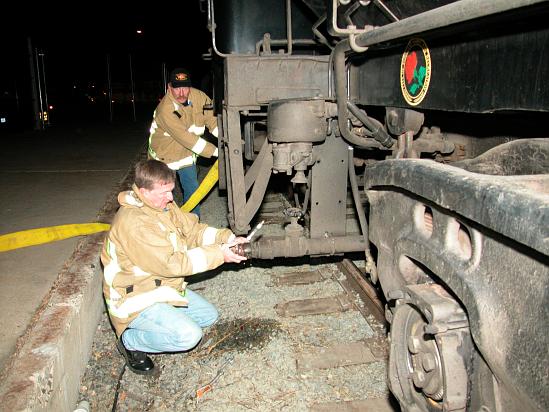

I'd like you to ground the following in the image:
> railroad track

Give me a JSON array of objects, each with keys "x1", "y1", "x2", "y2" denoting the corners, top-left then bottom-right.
[
  {"x1": 79, "y1": 185, "x2": 399, "y2": 411},
  {"x1": 249, "y1": 193, "x2": 397, "y2": 411}
]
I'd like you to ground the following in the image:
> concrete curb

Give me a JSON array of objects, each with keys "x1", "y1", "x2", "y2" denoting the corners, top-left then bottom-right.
[
  {"x1": 0, "y1": 149, "x2": 143, "y2": 412},
  {"x1": 0, "y1": 234, "x2": 105, "y2": 411}
]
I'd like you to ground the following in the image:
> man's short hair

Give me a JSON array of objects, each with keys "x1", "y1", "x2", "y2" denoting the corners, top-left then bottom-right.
[{"x1": 134, "y1": 159, "x2": 176, "y2": 190}]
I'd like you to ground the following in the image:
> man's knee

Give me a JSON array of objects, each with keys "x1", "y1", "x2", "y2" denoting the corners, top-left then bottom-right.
[
  {"x1": 203, "y1": 306, "x2": 219, "y2": 328},
  {"x1": 171, "y1": 323, "x2": 203, "y2": 351}
]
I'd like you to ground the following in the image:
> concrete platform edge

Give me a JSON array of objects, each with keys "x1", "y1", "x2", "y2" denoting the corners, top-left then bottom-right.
[{"x1": 0, "y1": 234, "x2": 105, "y2": 411}]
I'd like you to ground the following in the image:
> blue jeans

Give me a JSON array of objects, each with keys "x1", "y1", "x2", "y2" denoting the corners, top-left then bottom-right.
[
  {"x1": 121, "y1": 289, "x2": 218, "y2": 353},
  {"x1": 177, "y1": 164, "x2": 200, "y2": 216}
]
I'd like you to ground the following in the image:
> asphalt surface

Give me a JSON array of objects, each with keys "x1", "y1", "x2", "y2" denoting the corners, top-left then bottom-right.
[{"x1": 0, "y1": 120, "x2": 147, "y2": 373}]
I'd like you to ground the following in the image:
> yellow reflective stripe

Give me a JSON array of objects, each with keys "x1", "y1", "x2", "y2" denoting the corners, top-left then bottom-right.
[
  {"x1": 192, "y1": 125, "x2": 205, "y2": 135},
  {"x1": 186, "y1": 248, "x2": 208, "y2": 274},
  {"x1": 202, "y1": 227, "x2": 218, "y2": 246},
  {"x1": 104, "y1": 261, "x2": 121, "y2": 289},
  {"x1": 167, "y1": 156, "x2": 195, "y2": 170},
  {"x1": 107, "y1": 286, "x2": 189, "y2": 319},
  {"x1": 148, "y1": 130, "x2": 159, "y2": 160},
  {"x1": 169, "y1": 232, "x2": 179, "y2": 252},
  {"x1": 191, "y1": 137, "x2": 208, "y2": 155},
  {"x1": 105, "y1": 238, "x2": 112, "y2": 258},
  {"x1": 109, "y1": 286, "x2": 121, "y2": 300},
  {"x1": 104, "y1": 240, "x2": 122, "y2": 301},
  {"x1": 132, "y1": 266, "x2": 150, "y2": 277},
  {"x1": 104, "y1": 240, "x2": 120, "y2": 287},
  {"x1": 106, "y1": 298, "x2": 120, "y2": 316},
  {"x1": 148, "y1": 145, "x2": 158, "y2": 160}
]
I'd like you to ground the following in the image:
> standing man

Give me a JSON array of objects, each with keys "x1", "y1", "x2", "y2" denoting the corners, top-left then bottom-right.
[
  {"x1": 148, "y1": 68, "x2": 219, "y2": 217},
  {"x1": 101, "y1": 159, "x2": 246, "y2": 375}
]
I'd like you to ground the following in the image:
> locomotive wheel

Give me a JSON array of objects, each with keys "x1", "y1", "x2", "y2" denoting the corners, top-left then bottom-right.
[{"x1": 388, "y1": 300, "x2": 470, "y2": 412}]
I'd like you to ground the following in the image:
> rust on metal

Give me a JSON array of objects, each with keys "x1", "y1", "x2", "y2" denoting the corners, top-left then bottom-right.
[{"x1": 337, "y1": 259, "x2": 386, "y2": 324}]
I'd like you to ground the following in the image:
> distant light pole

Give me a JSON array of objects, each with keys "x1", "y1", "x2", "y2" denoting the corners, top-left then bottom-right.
[
  {"x1": 27, "y1": 37, "x2": 41, "y2": 130},
  {"x1": 106, "y1": 54, "x2": 113, "y2": 122},
  {"x1": 38, "y1": 50, "x2": 50, "y2": 126},
  {"x1": 27, "y1": 38, "x2": 50, "y2": 130},
  {"x1": 34, "y1": 48, "x2": 45, "y2": 130},
  {"x1": 129, "y1": 54, "x2": 136, "y2": 122}
]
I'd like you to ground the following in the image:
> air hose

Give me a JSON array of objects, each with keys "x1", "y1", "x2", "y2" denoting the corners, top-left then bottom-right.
[
  {"x1": 0, "y1": 161, "x2": 220, "y2": 252},
  {"x1": 0, "y1": 223, "x2": 111, "y2": 252},
  {"x1": 181, "y1": 160, "x2": 219, "y2": 212}
]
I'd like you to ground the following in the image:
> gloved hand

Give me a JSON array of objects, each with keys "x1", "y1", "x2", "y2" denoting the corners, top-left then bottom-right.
[
  {"x1": 221, "y1": 241, "x2": 247, "y2": 263},
  {"x1": 188, "y1": 124, "x2": 205, "y2": 136}
]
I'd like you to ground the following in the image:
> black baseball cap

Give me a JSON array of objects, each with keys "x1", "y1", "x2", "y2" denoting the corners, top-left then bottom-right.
[{"x1": 169, "y1": 68, "x2": 192, "y2": 88}]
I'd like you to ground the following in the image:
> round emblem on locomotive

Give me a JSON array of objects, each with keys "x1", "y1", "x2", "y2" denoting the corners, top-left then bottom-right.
[{"x1": 400, "y1": 38, "x2": 431, "y2": 106}]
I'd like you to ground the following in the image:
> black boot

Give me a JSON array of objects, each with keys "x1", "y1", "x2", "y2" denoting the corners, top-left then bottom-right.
[{"x1": 116, "y1": 337, "x2": 155, "y2": 375}]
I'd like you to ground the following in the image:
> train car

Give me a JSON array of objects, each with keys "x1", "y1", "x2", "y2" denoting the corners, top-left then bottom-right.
[{"x1": 202, "y1": 0, "x2": 549, "y2": 411}]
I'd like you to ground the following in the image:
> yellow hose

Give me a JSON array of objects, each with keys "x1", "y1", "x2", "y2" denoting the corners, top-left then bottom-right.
[
  {"x1": 0, "y1": 161, "x2": 219, "y2": 252},
  {"x1": 181, "y1": 160, "x2": 219, "y2": 212},
  {"x1": 0, "y1": 223, "x2": 110, "y2": 252}
]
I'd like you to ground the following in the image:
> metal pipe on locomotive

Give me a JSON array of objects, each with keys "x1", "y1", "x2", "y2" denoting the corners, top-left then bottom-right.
[{"x1": 202, "y1": 0, "x2": 549, "y2": 411}]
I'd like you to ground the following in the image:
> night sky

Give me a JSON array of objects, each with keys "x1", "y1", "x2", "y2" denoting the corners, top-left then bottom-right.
[{"x1": 1, "y1": 4, "x2": 211, "y2": 127}]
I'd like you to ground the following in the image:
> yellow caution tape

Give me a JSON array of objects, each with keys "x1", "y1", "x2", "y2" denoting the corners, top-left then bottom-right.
[
  {"x1": 0, "y1": 223, "x2": 111, "y2": 252},
  {"x1": 181, "y1": 160, "x2": 219, "y2": 213},
  {"x1": 1, "y1": 161, "x2": 220, "y2": 252}
]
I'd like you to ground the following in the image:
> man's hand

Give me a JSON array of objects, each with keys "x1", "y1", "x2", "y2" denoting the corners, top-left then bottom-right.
[
  {"x1": 188, "y1": 124, "x2": 205, "y2": 136},
  {"x1": 221, "y1": 237, "x2": 248, "y2": 263},
  {"x1": 232, "y1": 236, "x2": 248, "y2": 245}
]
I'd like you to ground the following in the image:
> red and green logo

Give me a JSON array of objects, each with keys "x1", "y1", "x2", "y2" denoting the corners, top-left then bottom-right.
[{"x1": 400, "y1": 38, "x2": 431, "y2": 106}]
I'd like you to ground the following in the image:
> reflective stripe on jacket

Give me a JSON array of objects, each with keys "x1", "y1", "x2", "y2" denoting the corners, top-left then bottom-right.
[{"x1": 101, "y1": 185, "x2": 234, "y2": 336}]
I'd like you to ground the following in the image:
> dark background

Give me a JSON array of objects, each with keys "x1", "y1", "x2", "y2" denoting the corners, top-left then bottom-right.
[{"x1": 0, "y1": 3, "x2": 212, "y2": 130}]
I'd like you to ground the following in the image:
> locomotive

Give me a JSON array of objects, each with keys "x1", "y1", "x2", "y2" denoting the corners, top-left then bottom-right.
[{"x1": 202, "y1": 0, "x2": 549, "y2": 411}]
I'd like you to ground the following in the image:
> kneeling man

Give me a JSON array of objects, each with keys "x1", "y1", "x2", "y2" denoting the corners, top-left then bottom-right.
[{"x1": 101, "y1": 159, "x2": 247, "y2": 374}]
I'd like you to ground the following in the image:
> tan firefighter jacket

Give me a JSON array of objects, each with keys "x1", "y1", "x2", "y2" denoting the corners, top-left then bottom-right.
[
  {"x1": 148, "y1": 88, "x2": 219, "y2": 170},
  {"x1": 101, "y1": 185, "x2": 234, "y2": 336}
]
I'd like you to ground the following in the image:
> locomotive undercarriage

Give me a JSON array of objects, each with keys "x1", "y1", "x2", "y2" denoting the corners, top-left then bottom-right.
[
  {"x1": 209, "y1": 0, "x2": 549, "y2": 410},
  {"x1": 217, "y1": 54, "x2": 549, "y2": 412}
]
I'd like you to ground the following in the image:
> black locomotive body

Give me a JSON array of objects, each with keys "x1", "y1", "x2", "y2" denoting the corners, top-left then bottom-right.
[{"x1": 203, "y1": 1, "x2": 549, "y2": 411}]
